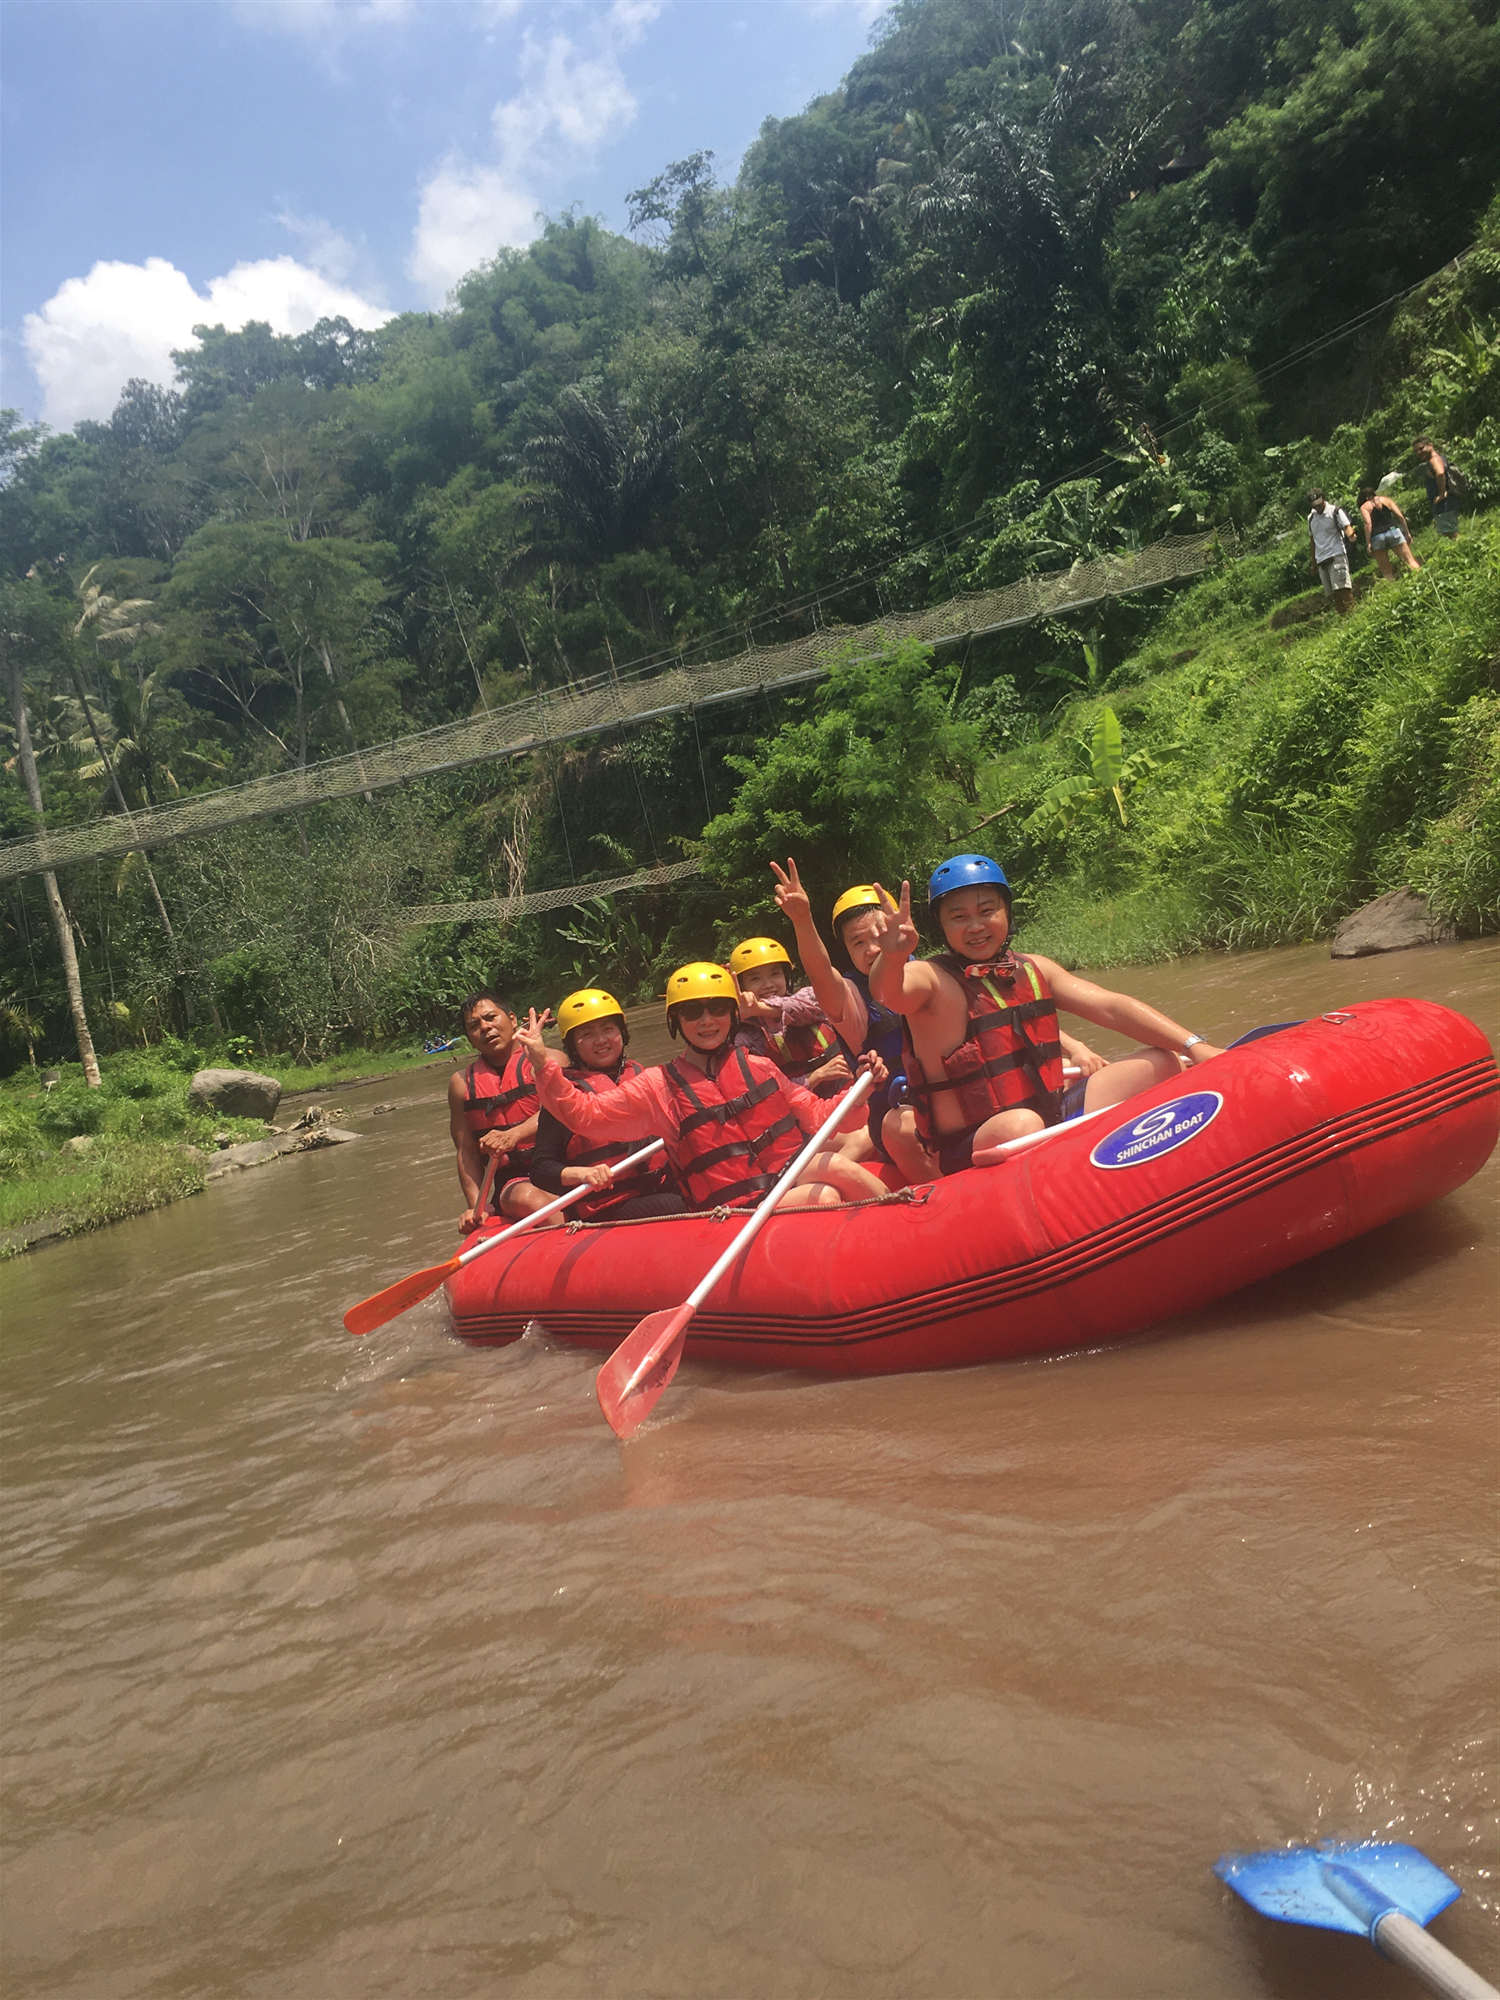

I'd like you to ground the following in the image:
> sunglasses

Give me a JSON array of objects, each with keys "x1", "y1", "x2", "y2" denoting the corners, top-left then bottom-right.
[{"x1": 675, "y1": 999, "x2": 735, "y2": 1021}]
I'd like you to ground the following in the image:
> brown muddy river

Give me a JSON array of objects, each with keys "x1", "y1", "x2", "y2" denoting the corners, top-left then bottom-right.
[{"x1": 2, "y1": 939, "x2": 1497, "y2": 1998}]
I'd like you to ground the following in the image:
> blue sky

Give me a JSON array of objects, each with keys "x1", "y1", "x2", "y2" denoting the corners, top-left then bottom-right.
[{"x1": 1, "y1": 0, "x2": 884, "y2": 431}]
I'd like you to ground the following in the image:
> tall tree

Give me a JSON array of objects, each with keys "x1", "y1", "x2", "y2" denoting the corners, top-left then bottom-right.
[{"x1": 2, "y1": 581, "x2": 101, "y2": 1084}]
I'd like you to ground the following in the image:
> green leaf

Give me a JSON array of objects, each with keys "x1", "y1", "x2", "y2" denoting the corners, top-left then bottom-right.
[{"x1": 1090, "y1": 706, "x2": 1123, "y2": 792}]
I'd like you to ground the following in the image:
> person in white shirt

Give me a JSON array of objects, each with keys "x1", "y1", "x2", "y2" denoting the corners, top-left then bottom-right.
[{"x1": 1306, "y1": 489, "x2": 1356, "y2": 615}]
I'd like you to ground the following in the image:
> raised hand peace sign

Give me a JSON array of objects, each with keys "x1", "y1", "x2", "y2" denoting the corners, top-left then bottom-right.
[
  {"x1": 870, "y1": 880, "x2": 918, "y2": 962},
  {"x1": 514, "y1": 1006, "x2": 555, "y2": 1071},
  {"x1": 769, "y1": 857, "x2": 812, "y2": 927}
]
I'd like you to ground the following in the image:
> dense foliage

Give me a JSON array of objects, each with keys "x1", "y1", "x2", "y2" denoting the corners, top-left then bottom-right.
[{"x1": 2, "y1": 0, "x2": 1498, "y2": 1086}]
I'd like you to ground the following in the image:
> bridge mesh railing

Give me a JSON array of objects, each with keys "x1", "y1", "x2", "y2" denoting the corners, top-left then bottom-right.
[
  {"x1": 1, "y1": 530, "x2": 1226, "y2": 883},
  {"x1": 403, "y1": 859, "x2": 704, "y2": 926}
]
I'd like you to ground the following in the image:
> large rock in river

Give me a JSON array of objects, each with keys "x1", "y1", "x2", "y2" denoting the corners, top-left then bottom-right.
[
  {"x1": 1330, "y1": 889, "x2": 1455, "y2": 959},
  {"x1": 188, "y1": 1067, "x2": 283, "y2": 1121}
]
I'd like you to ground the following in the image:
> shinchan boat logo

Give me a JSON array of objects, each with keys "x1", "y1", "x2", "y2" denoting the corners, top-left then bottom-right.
[{"x1": 1090, "y1": 1091, "x2": 1224, "y2": 1171}]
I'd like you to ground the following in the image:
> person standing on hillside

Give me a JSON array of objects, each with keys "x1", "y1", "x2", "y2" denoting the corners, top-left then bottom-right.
[
  {"x1": 1413, "y1": 439, "x2": 1461, "y2": 540},
  {"x1": 1306, "y1": 490, "x2": 1357, "y2": 615},
  {"x1": 1357, "y1": 485, "x2": 1422, "y2": 579}
]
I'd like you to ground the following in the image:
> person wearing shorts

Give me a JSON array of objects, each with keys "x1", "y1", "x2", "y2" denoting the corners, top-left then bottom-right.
[
  {"x1": 1358, "y1": 486, "x2": 1421, "y2": 579},
  {"x1": 1414, "y1": 439, "x2": 1460, "y2": 539},
  {"x1": 1307, "y1": 490, "x2": 1356, "y2": 614}
]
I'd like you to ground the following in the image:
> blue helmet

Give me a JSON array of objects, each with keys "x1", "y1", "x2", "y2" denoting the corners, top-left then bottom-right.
[{"x1": 927, "y1": 854, "x2": 1011, "y2": 911}]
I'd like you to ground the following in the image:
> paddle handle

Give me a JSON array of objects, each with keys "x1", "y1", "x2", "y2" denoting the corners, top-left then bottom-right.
[
  {"x1": 1375, "y1": 1913, "x2": 1500, "y2": 2000},
  {"x1": 685, "y1": 1071, "x2": 875, "y2": 1310},
  {"x1": 455, "y1": 1140, "x2": 666, "y2": 1268}
]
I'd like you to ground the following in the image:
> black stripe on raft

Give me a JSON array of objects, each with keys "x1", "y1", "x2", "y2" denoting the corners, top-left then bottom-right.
[{"x1": 453, "y1": 1059, "x2": 1498, "y2": 1350}]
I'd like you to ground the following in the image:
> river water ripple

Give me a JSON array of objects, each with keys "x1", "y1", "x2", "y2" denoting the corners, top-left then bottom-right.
[{"x1": 2, "y1": 939, "x2": 1497, "y2": 1997}]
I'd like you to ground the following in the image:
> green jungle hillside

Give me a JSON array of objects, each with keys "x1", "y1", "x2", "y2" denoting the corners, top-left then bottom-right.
[{"x1": 3, "y1": 0, "x2": 1498, "y2": 1100}]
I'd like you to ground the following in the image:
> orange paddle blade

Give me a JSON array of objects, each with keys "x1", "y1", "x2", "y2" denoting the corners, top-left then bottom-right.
[
  {"x1": 343, "y1": 1255, "x2": 460, "y2": 1337},
  {"x1": 595, "y1": 1304, "x2": 695, "y2": 1439}
]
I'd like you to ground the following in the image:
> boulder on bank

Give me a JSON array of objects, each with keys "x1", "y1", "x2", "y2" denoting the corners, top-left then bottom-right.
[
  {"x1": 1330, "y1": 889, "x2": 1456, "y2": 958},
  {"x1": 188, "y1": 1068, "x2": 282, "y2": 1121}
]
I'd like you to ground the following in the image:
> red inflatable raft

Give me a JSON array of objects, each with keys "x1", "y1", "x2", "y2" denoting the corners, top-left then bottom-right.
[{"x1": 446, "y1": 999, "x2": 1497, "y2": 1374}]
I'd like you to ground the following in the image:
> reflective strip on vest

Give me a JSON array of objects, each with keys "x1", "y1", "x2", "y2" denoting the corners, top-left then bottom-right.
[
  {"x1": 906, "y1": 953, "x2": 1065, "y2": 1145},
  {"x1": 663, "y1": 1047, "x2": 803, "y2": 1209},
  {"x1": 766, "y1": 1017, "x2": 839, "y2": 1078}
]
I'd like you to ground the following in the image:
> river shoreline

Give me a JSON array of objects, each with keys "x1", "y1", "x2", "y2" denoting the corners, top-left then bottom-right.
[
  {"x1": 6, "y1": 935, "x2": 1493, "y2": 1259},
  {"x1": 0, "y1": 1048, "x2": 464, "y2": 1259}
]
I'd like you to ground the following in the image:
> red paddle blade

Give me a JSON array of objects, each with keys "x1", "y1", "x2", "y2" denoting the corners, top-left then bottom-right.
[
  {"x1": 595, "y1": 1305, "x2": 695, "y2": 1439},
  {"x1": 343, "y1": 1256, "x2": 459, "y2": 1337}
]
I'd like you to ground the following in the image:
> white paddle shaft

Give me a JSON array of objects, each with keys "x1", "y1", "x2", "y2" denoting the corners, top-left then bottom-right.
[
  {"x1": 685, "y1": 1072, "x2": 875, "y2": 1310},
  {"x1": 989, "y1": 1101, "x2": 1112, "y2": 1160},
  {"x1": 1375, "y1": 1913, "x2": 1500, "y2": 2000},
  {"x1": 455, "y1": 1140, "x2": 665, "y2": 1268}
]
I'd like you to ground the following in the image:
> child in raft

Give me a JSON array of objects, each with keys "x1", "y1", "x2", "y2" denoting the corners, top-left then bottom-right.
[
  {"x1": 523, "y1": 987, "x2": 686, "y2": 1220},
  {"x1": 867, "y1": 855, "x2": 1225, "y2": 1172},
  {"x1": 766, "y1": 858, "x2": 1111, "y2": 1183},
  {"x1": 727, "y1": 935, "x2": 854, "y2": 1099},
  {"x1": 448, "y1": 989, "x2": 552, "y2": 1228},
  {"x1": 512, "y1": 963, "x2": 888, "y2": 1211}
]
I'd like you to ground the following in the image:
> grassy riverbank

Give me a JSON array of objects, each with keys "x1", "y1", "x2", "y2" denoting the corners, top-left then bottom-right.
[
  {"x1": 0, "y1": 1039, "x2": 458, "y2": 1254},
  {"x1": 998, "y1": 515, "x2": 1500, "y2": 969}
]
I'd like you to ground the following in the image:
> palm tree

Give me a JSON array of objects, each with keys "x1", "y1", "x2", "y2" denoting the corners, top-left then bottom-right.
[
  {"x1": 0, "y1": 988, "x2": 43, "y2": 1069},
  {"x1": 522, "y1": 389, "x2": 678, "y2": 565},
  {"x1": 72, "y1": 566, "x2": 209, "y2": 1026},
  {"x1": 2, "y1": 620, "x2": 101, "y2": 1087}
]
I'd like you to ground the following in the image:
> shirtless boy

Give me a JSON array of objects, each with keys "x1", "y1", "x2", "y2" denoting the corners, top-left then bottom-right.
[
  {"x1": 868, "y1": 856, "x2": 1224, "y2": 1172},
  {"x1": 769, "y1": 857, "x2": 1108, "y2": 1182}
]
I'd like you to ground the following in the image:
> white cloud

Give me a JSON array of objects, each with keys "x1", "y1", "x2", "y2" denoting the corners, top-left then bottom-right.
[
  {"x1": 806, "y1": 0, "x2": 888, "y2": 19},
  {"x1": 234, "y1": 0, "x2": 414, "y2": 39},
  {"x1": 408, "y1": 164, "x2": 542, "y2": 302},
  {"x1": 491, "y1": 34, "x2": 638, "y2": 158},
  {"x1": 22, "y1": 255, "x2": 391, "y2": 432},
  {"x1": 273, "y1": 208, "x2": 363, "y2": 285},
  {"x1": 408, "y1": 4, "x2": 656, "y2": 304},
  {"x1": 606, "y1": 0, "x2": 662, "y2": 45}
]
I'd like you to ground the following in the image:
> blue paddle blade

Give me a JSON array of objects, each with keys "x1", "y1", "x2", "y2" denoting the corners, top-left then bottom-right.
[
  {"x1": 1227, "y1": 1020, "x2": 1302, "y2": 1048},
  {"x1": 1215, "y1": 1842, "x2": 1462, "y2": 1937}
]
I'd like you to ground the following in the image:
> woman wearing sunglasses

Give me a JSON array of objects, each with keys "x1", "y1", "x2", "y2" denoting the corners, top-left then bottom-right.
[{"x1": 514, "y1": 963, "x2": 886, "y2": 1213}]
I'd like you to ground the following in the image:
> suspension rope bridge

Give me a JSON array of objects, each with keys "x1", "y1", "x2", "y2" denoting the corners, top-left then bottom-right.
[
  {"x1": 1, "y1": 529, "x2": 1228, "y2": 892},
  {"x1": 402, "y1": 859, "x2": 704, "y2": 927}
]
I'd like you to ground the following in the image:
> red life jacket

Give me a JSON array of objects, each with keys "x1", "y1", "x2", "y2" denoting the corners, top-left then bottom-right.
[
  {"x1": 661, "y1": 1046, "x2": 804, "y2": 1209},
  {"x1": 905, "y1": 952, "x2": 1065, "y2": 1146},
  {"x1": 766, "y1": 1016, "x2": 840, "y2": 1081},
  {"x1": 560, "y1": 1059, "x2": 675, "y2": 1217},
  {"x1": 463, "y1": 1045, "x2": 539, "y2": 1169}
]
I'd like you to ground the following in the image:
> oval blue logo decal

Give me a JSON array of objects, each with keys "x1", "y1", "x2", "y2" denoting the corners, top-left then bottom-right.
[{"x1": 1090, "y1": 1091, "x2": 1224, "y2": 1170}]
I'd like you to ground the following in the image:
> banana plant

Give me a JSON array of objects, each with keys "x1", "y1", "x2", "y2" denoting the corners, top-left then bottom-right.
[{"x1": 1024, "y1": 705, "x2": 1162, "y2": 833}]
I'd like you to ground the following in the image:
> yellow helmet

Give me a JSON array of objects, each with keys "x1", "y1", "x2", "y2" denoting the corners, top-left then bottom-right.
[
  {"x1": 832, "y1": 884, "x2": 881, "y2": 929},
  {"x1": 556, "y1": 987, "x2": 625, "y2": 1039},
  {"x1": 727, "y1": 936, "x2": 792, "y2": 976},
  {"x1": 664, "y1": 961, "x2": 739, "y2": 1032}
]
